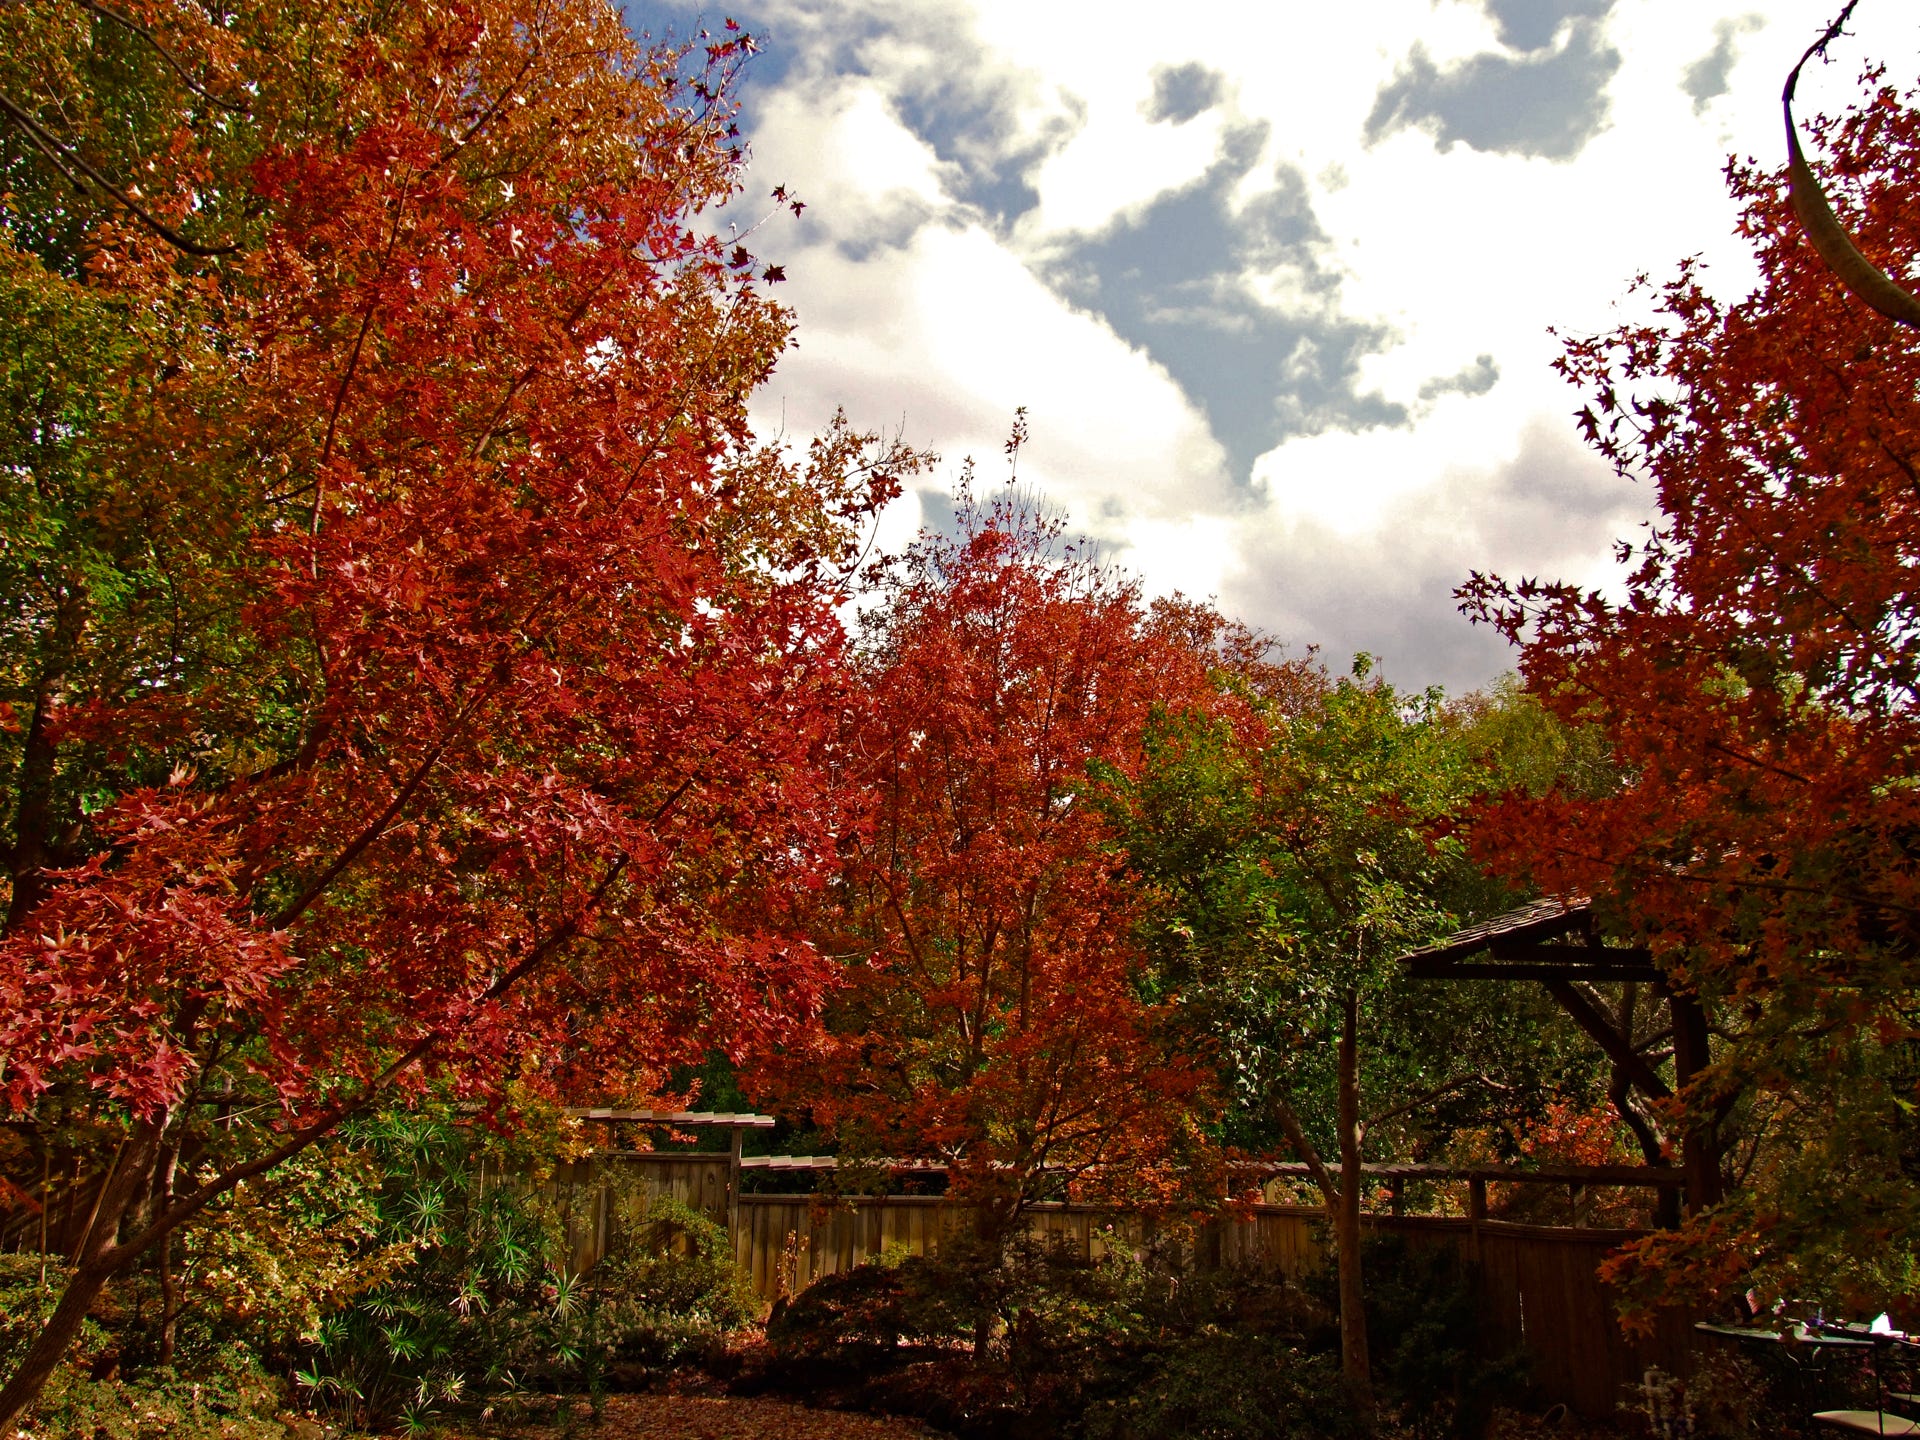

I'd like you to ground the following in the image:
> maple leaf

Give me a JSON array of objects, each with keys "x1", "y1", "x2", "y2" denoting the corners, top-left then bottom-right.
[{"x1": 762, "y1": 264, "x2": 786, "y2": 283}]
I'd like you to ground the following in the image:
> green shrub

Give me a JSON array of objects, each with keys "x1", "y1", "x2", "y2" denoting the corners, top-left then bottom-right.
[
  {"x1": 20, "y1": 1343, "x2": 288, "y2": 1440},
  {"x1": 296, "y1": 1110, "x2": 760, "y2": 1430},
  {"x1": 572, "y1": 1193, "x2": 759, "y2": 1381},
  {"x1": 1077, "y1": 1331, "x2": 1354, "y2": 1440},
  {"x1": 1308, "y1": 1234, "x2": 1527, "y2": 1440},
  {"x1": 765, "y1": 1232, "x2": 1015, "y2": 1370},
  {"x1": 760, "y1": 1228, "x2": 1354, "y2": 1439},
  {"x1": 1, "y1": 1252, "x2": 111, "y2": 1378},
  {"x1": 2, "y1": 1255, "x2": 289, "y2": 1440},
  {"x1": 293, "y1": 1104, "x2": 574, "y2": 1431}
]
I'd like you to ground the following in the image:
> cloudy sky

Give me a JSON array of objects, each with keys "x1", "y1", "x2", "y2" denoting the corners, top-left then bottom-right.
[{"x1": 628, "y1": 0, "x2": 1920, "y2": 692}]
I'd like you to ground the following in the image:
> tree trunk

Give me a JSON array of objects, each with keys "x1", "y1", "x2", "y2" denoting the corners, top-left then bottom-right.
[
  {"x1": 155, "y1": 1144, "x2": 181, "y2": 1366},
  {"x1": 157, "y1": 1228, "x2": 178, "y2": 1367},
  {"x1": 1271, "y1": 1038, "x2": 1372, "y2": 1411},
  {"x1": 1667, "y1": 990, "x2": 1722, "y2": 1214},
  {"x1": 6, "y1": 586, "x2": 85, "y2": 934},
  {"x1": 0, "y1": 1122, "x2": 161, "y2": 1432},
  {"x1": 1335, "y1": 987, "x2": 1372, "y2": 1405}
]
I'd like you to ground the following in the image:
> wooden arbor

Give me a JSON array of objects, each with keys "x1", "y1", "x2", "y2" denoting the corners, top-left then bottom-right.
[{"x1": 1398, "y1": 896, "x2": 1722, "y2": 1223}]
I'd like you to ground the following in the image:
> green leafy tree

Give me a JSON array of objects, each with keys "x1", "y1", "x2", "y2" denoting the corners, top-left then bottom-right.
[{"x1": 1108, "y1": 659, "x2": 1607, "y2": 1398}]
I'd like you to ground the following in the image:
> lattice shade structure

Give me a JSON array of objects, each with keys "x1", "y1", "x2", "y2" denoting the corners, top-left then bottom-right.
[
  {"x1": 1397, "y1": 898, "x2": 1722, "y2": 1221},
  {"x1": 566, "y1": 1108, "x2": 776, "y2": 1127},
  {"x1": 564, "y1": 1108, "x2": 777, "y2": 1236}
]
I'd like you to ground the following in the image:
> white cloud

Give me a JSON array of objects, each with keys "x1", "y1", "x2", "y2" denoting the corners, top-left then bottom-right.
[
  {"x1": 712, "y1": 0, "x2": 1920, "y2": 691},
  {"x1": 752, "y1": 222, "x2": 1233, "y2": 517}
]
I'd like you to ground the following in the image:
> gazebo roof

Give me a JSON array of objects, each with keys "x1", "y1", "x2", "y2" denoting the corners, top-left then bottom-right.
[{"x1": 1398, "y1": 896, "x2": 1660, "y2": 982}]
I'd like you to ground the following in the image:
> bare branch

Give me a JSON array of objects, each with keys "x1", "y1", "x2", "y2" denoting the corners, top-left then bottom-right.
[
  {"x1": 1270, "y1": 1092, "x2": 1339, "y2": 1208},
  {"x1": 1782, "y1": 2, "x2": 1920, "y2": 329},
  {"x1": 1363, "y1": 1074, "x2": 1484, "y2": 1133}
]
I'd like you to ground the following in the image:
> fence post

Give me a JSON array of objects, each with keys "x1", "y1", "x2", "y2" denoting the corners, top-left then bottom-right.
[
  {"x1": 728, "y1": 1126, "x2": 743, "y2": 1244},
  {"x1": 1468, "y1": 1175, "x2": 1487, "y2": 1265}
]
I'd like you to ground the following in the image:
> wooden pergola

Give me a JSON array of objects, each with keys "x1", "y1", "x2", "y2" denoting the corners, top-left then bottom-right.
[{"x1": 1398, "y1": 896, "x2": 1721, "y2": 1222}]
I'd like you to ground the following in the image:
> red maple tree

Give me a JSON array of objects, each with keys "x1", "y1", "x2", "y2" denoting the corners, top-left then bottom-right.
[
  {"x1": 766, "y1": 481, "x2": 1228, "y2": 1239},
  {"x1": 1460, "y1": 61, "x2": 1920, "y2": 1315},
  {"x1": 0, "y1": 0, "x2": 914, "y2": 1415}
]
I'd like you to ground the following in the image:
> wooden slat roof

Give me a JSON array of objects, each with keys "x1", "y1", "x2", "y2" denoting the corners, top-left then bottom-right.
[
  {"x1": 711, "y1": 1154, "x2": 1683, "y2": 1187},
  {"x1": 738, "y1": 1155, "x2": 949, "y2": 1172},
  {"x1": 1396, "y1": 896, "x2": 1661, "y2": 982},
  {"x1": 1236, "y1": 1160, "x2": 1682, "y2": 1188},
  {"x1": 1398, "y1": 896, "x2": 1592, "y2": 965},
  {"x1": 567, "y1": 1108, "x2": 776, "y2": 1128}
]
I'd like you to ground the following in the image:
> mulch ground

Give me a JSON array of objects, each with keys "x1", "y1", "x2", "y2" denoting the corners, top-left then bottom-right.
[{"x1": 438, "y1": 1394, "x2": 953, "y2": 1440}]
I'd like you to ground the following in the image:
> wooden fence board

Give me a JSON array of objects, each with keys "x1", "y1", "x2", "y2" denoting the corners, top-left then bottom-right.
[
  {"x1": 0, "y1": 1148, "x2": 1693, "y2": 1424},
  {"x1": 533, "y1": 1170, "x2": 1691, "y2": 1423},
  {"x1": 1364, "y1": 1216, "x2": 1690, "y2": 1420}
]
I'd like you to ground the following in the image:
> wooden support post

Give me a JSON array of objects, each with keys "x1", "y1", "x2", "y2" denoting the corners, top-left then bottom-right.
[
  {"x1": 1468, "y1": 1176, "x2": 1487, "y2": 1266},
  {"x1": 1657, "y1": 1179, "x2": 1683, "y2": 1229},
  {"x1": 1200, "y1": 1216, "x2": 1223, "y2": 1270},
  {"x1": 1667, "y1": 988, "x2": 1722, "y2": 1214},
  {"x1": 1389, "y1": 1176, "x2": 1405, "y2": 1216},
  {"x1": 1544, "y1": 979, "x2": 1671, "y2": 1099}
]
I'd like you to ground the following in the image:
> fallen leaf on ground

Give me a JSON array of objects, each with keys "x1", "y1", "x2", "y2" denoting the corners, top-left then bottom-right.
[{"x1": 439, "y1": 1393, "x2": 952, "y2": 1440}]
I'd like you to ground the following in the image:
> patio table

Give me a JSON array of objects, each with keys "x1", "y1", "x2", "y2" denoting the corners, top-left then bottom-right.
[
  {"x1": 1695, "y1": 1323, "x2": 1874, "y2": 1348},
  {"x1": 1696, "y1": 1321, "x2": 1883, "y2": 1434},
  {"x1": 1812, "y1": 1410, "x2": 1920, "y2": 1436}
]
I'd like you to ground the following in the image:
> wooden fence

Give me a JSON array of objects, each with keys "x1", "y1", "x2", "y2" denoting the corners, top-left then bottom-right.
[
  {"x1": 1, "y1": 1151, "x2": 1690, "y2": 1421},
  {"x1": 557, "y1": 1153, "x2": 1691, "y2": 1420}
]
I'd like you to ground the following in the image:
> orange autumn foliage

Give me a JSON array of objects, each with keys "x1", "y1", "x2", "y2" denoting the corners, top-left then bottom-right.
[
  {"x1": 766, "y1": 486, "x2": 1235, "y2": 1235},
  {"x1": 1461, "y1": 68, "x2": 1920, "y2": 1314}
]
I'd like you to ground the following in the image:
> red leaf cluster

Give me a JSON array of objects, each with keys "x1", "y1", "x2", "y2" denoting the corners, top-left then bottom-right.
[
  {"x1": 0, "y1": 1, "x2": 894, "y2": 1131},
  {"x1": 762, "y1": 488, "x2": 1235, "y2": 1231},
  {"x1": 1461, "y1": 71, "x2": 1920, "y2": 1309}
]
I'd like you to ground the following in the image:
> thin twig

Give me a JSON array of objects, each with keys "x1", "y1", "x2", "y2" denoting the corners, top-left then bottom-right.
[
  {"x1": 0, "y1": 90, "x2": 237, "y2": 256},
  {"x1": 75, "y1": 0, "x2": 249, "y2": 113}
]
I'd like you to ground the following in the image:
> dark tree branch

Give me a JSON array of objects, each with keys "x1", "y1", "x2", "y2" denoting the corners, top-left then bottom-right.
[
  {"x1": 1782, "y1": 1, "x2": 1920, "y2": 329},
  {"x1": 0, "y1": 90, "x2": 238, "y2": 256},
  {"x1": 1270, "y1": 1092, "x2": 1339, "y2": 1209},
  {"x1": 269, "y1": 681, "x2": 499, "y2": 928},
  {"x1": 74, "y1": 0, "x2": 250, "y2": 113}
]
